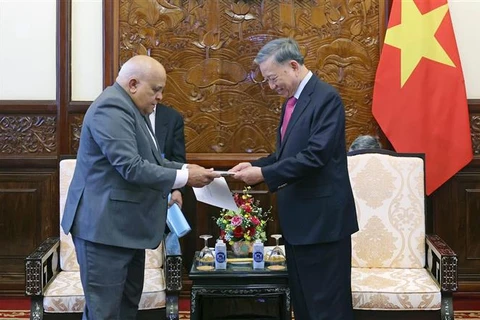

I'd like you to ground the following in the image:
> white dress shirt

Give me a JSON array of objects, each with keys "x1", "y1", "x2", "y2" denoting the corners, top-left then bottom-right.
[{"x1": 148, "y1": 106, "x2": 188, "y2": 189}]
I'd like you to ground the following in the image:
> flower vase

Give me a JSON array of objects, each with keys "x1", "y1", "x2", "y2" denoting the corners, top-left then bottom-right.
[{"x1": 231, "y1": 241, "x2": 252, "y2": 257}]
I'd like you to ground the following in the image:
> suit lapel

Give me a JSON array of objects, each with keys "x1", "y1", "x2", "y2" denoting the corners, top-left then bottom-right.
[
  {"x1": 112, "y1": 83, "x2": 164, "y2": 165},
  {"x1": 141, "y1": 115, "x2": 163, "y2": 165},
  {"x1": 277, "y1": 76, "x2": 317, "y2": 156}
]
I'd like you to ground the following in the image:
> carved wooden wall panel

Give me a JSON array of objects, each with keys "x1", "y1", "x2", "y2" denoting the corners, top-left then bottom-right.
[
  {"x1": 0, "y1": 115, "x2": 56, "y2": 155},
  {"x1": 69, "y1": 114, "x2": 84, "y2": 154},
  {"x1": 470, "y1": 102, "x2": 480, "y2": 156},
  {"x1": 117, "y1": 0, "x2": 385, "y2": 153}
]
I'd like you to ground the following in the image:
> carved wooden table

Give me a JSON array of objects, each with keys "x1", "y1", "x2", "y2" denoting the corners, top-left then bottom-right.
[{"x1": 189, "y1": 251, "x2": 291, "y2": 320}]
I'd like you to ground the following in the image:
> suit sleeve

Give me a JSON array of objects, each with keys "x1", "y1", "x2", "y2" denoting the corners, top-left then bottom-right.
[{"x1": 252, "y1": 153, "x2": 277, "y2": 167}]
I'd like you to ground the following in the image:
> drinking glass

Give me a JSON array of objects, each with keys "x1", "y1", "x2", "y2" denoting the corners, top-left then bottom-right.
[
  {"x1": 196, "y1": 235, "x2": 215, "y2": 271},
  {"x1": 265, "y1": 234, "x2": 286, "y2": 270}
]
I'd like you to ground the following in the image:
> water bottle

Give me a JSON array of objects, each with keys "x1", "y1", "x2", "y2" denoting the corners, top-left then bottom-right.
[
  {"x1": 215, "y1": 239, "x2": 227, "y2": 270},
  {"x1": 252, "y1": 239, "x2": 264, "y2": 269}
]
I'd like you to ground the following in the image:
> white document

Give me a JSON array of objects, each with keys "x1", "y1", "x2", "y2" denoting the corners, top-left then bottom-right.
[{"x1": 193, "y1": 177, "x2": 238, "y2": 211}]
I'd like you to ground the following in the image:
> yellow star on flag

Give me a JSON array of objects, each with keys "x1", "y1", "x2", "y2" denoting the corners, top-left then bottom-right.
[{"x1": 384, "y1": 0, "x2": 455, "y2": 87}]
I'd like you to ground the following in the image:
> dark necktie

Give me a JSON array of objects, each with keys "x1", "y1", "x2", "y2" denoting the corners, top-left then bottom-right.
[{"x1": 281, "y1": 96, "x2": 297, "y2": 141}]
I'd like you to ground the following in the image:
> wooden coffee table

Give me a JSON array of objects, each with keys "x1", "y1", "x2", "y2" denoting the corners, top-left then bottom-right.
[{"x1": 189, "y1": 251, "x2": 291, "y2": 320}]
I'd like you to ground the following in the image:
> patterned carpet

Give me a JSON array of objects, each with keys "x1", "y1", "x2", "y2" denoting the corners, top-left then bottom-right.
[{"x1": 1, "y1": 310, "x2": 480, "y2": 319}]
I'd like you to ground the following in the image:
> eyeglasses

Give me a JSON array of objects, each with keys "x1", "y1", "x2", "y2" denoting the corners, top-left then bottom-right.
[
  {"x1": 262, "y1": 75, "x2": 279, "y2": 85},
  {"x1": 250, "y1": 71, "x2": 279, "y2": 85}
]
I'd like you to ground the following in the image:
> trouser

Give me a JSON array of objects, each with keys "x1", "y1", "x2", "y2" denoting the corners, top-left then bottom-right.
[
  {"x1": 73, "y1": 236, "x2": 145, "y2": 320},
  {"x1": 285, "y1": 236, "x2": 354, "y2": 320}
]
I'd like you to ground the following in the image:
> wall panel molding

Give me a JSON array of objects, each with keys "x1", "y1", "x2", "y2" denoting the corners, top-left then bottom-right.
[{"x1": 0, "y1": 170, "x2": 56, "y2": 294}]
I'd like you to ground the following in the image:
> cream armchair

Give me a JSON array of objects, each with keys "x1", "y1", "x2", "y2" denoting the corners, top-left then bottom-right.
[
  {"x1": 25, "y1": 158, "x2": 183, "y2": 320},
  {"x1": 348, "y1": 150, "x2": 457, "y2": 320}
]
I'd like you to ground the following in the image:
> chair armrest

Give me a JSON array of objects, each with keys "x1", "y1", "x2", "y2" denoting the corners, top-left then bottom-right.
[
  {"x1": 164, "y1": 233, "x2": 183, "y2": 292},
  {"x1": 25, "y1": 237, "x2": 60, "y2": 296},
  {"x1": 426, "y1": 234, "x2": 458, "y2": 292}
]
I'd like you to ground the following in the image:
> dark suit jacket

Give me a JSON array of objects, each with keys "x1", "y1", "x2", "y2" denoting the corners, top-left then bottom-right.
[
  {"x1": 61, "y1": 83, "x2": 184, "y2": 250},
  {"x1": 154, "y1": 104, "x2": 186, "y2": 163},
  {"x1": 253, "y1": 75, "x2": 358, "y2": 245}
]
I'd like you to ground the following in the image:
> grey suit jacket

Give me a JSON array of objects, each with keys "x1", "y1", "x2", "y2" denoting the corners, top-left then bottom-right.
[{"x1": 61, "y1": 83, "x2": 183, "y2": 249}]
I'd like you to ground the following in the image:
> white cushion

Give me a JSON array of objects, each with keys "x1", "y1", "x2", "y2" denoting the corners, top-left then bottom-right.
[
  {"x1": 43, "y1": 268, "x2": 166, "y2": 312},
  {"x1": 352, "y1": 268, "x2": 441, "y2": 310}
]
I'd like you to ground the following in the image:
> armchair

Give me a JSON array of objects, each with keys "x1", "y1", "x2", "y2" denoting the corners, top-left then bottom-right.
[
  {"x1": 25, "y1": 158, "x2": 183, "y2": 320},
  {"x1": 348, "y1": 150, "x2": 457, "y2": 320}
]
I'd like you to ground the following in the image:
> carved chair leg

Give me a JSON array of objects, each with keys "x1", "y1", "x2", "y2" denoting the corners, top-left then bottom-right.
[
  {"x1": 30, "y1": 296, "x2": 44, "y2": 320},
  {"x1": 441, "y1": 292, "x2": 454, "y2": 320},
  {"x1": 165, "y1": 294, "x2": 179, "y2": 320}
]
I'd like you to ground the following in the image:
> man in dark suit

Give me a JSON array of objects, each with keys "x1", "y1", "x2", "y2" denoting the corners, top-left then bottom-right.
[
  {"x1": 149, "y1": 103, "x2": 186, "y2": 208},
  {"x1": 231, "y1": 38, "x2": 358, "y2": 320},
  {"x1": 61, "y1": 55, "x2": 219, "y2": 320}
]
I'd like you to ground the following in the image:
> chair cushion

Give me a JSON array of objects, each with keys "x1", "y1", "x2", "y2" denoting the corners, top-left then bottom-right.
[
  {"x1": 59, "y1": 159, "x2": 163, "y2": 271},
  {"x1": 348, "y1": 153, "x2": 425, "y2": 268},
  {"x1": 43, "y1": 268, "x2": 166, "y2": 312},
  {"x1": 352, "y1": 267, "x2": 441, "y2": 310}
]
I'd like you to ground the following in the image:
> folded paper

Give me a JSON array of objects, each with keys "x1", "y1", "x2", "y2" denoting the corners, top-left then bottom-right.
[{"x1": 167, "y1": 194, "x2": 191, "y2": 238}]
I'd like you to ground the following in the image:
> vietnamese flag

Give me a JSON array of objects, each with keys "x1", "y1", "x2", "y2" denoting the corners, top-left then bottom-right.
[{"x1": 372, "y1": 0, "x2": 472, "y2": 195}]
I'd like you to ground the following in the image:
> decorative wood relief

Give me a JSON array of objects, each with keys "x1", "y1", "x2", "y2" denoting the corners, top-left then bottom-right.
[
  {"x1": 69, "y1": 114, "x2": 84, "y2": 154},
  {"x1": 0, "y1": 115, "x2": 56, "y2": 155},
  {"x1": 118, "y1": 0, "x2": 384, "y2": 153},
  {"x1": 471, "y1": 114, "x2": 480, "y2": 156}
]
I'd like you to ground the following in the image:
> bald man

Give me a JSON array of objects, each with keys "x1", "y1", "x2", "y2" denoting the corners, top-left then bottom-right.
[{"x1": 61, "y1": 55, "x2": 219, "y2": 319}]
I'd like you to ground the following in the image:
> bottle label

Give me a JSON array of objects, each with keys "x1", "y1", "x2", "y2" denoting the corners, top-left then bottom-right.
[
  {"x1": 253, "y1": 251, "x2": 263, "y2": 262},
  {"x1": 216, "y1": 251, "x2": 226, "y2": 263}
]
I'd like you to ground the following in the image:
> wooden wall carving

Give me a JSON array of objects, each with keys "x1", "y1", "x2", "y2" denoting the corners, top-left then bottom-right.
[
  {"x1": 117, "y1": 0, "x2": 385, "y2": 152},
  {"x1": 69, "y1": 114, "x2": 84, "y2": 154},
  {"x1": 472, "y1": 115, "x2": 480, "y2": 155},
  {"x1": 470, "y1": 102, "x2": 480, "y2": 155},
  {"x1": 0, "y1": 115, "x2": 56, "y2": 154}
]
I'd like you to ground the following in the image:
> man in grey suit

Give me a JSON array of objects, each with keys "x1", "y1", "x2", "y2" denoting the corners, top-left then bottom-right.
[
  {"x1": 61, "y1": 55, "x2": 219, "y2": 320},
  {"x1": 231, "y1": 38, "x2": 358, "y2": 320}
]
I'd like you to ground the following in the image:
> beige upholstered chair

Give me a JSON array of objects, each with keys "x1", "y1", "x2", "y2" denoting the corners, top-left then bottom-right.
[
  {"x1": 348, "y1": 150, "x2": 457, "y2": 320},
  {"x1": 25, "y1": 158, "x2": 183, "y2": 320}
]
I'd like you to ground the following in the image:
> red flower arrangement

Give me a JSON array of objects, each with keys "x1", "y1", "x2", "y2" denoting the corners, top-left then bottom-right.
[{"x1": 215, "y1": 186, "x2": 271, "y2": 245}]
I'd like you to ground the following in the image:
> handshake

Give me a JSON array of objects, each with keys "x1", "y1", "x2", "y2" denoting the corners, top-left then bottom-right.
[{"x1": 186, "y1": 162, "x2": 263, "y2": 187}]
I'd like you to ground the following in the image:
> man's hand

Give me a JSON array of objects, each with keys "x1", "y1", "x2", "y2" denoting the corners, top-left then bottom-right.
[
  {"x1": 186, "y1": 163, "x2": 204, "y2": 170},
  {"x1": 187, "y1": 166, "x2": 220, "y2": 188},
  {"x1": 229, "y1": 162, "x2": 252, "y2": 172},
  {"x1": 233, "y1": 166, "x2": 264, "y2": 185},
  {"x1": 169, "y1": 190, "x2": 183, "y2": 209}
]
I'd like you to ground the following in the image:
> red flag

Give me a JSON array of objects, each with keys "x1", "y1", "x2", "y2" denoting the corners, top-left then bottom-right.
[{"x1": 372, "y1": 0, "x2": 472, "y2": 195}]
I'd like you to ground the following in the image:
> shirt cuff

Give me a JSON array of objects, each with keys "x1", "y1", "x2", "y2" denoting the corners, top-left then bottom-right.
[{"x1": 172, "y1": 168, "x2": 188, "y2": 189}]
